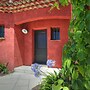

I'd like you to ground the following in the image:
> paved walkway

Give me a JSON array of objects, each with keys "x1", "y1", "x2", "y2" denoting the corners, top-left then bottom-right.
[
  {"x1": 0, "y1": 66, "x2": 59, "y2": 90},
  {"x1": 0, "y1": 66, "x2": 41, "y2": 90}
]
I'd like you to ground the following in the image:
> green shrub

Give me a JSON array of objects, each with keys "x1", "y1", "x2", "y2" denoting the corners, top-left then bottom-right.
[
  {"x1": 40, "y1": 71, "x2": 61, "y2": 90},
  {"x1": 0, "y1": 63, "x2": 8, "y2": 74},
  {"x1": 40, "y1": 0, "x2": 90, "y2": 90},
  {"x1": 40, "y1": 58, "x2": 90, "y2": 90}
]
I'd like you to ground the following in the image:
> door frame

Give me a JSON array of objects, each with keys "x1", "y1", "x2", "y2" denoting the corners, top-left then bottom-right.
[{"x1": 33, "y1": 28, "x2": 47, "y2": 64}]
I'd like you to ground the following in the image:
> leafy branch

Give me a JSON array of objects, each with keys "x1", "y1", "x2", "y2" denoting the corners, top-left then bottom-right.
[{"x1": 40, "y1": 0, "x2": 90, "y2": 90}]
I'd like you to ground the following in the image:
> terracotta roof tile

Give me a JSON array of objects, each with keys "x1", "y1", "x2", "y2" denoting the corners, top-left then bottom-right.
[
  {"x1": 0, "y1": 0, "x2": 56, "y2": 13},
  {"x1": 40, "y1": 1, "x2": 45, "y2": 4},
  {"x1": 30, "y1": 2, "x2": 35, "y2": 6},
  {"x1": 35, "y1": 1, "x2": 39, "y2": 5},
  {"x1": 43, "y1": 4, "x2": 49, "y2": 8},
  {"x1": 33, "y1": 6, "x2": 37, "y2": 9},
  {"x1": 49, "y1": 3, "x2": 53, "y2": 6}
]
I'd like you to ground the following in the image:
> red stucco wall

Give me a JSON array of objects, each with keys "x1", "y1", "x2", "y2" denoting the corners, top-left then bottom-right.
[
  {"x1": 14, "y1": 4, "x2": 71, "y2": 25},
  {"x1": 24, "y1": 19, "x2": 70, "y2": 68},
  {"x1": 0, "y1": 27, "x2": 14, "y2": 70},
  {"x1": 14, "y1": 25, "x2": 24, "y2": 67},
  {"x1": 0, "y1": 4, "x2": 71, "y2": 70},
  {"x1": 0, "y1": 13, "x2": 14, "y2": 70}
]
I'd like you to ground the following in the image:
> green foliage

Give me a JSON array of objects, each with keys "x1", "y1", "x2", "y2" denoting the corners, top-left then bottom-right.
[
  {"x1": 0, "y1": 63, "x2": 8, "y2": 74},
  {"x1": 50, "y1": 2, "x2": 60, "y2": 11},
  {"x1": 86, "y1": 0, "x2": 90, "y2": 6},
  {"x1": 40, "y1": 71, "x2": 59, "y2": 90},
  {"x1": 40, "y1": 0, "x2": 90, "y2": 90},
  {"x1": 59, "y1": 0, "x2": 69, "y2": 6},
  {"x1": 62, "y1": 0, "x2": 90, "y2": 90}
]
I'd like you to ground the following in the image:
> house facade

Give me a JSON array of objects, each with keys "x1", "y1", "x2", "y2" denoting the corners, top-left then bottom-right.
[{"x1": 0, "y1": 0, "x2": 71, "y2": 70}]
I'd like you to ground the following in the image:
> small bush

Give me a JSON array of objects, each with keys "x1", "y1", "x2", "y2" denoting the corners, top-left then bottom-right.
[
  {"x1": 40, "y1": 58, "x2": 90, "y2": 90},
  {"x1": 40, "y1": 71, "x2": 61, "y2": 90},
  {"x1": 0, "y1": 63, "x2": 8, "y2": 74}
]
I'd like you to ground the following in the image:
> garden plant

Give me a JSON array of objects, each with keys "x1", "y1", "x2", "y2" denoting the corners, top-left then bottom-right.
[
  {"x1": 0, "y1": 63, "x2": 8, "y2": 75},
  {"x1": 31, "y1": 60, "x2": 56, "y2": 77},
  {"x1": 39, "y1": 0, "x2": 90, "y2": 90}
]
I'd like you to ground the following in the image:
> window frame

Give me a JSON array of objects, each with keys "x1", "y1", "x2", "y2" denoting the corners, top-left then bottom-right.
[
  {"x1": 0, "y1": 25, "x2": 5, "y2": 39},
  {"x1": 51, "y1": 27, "x2": 60, "y2": 40}
]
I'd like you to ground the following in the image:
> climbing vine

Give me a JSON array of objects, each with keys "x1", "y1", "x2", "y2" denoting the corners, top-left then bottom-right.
[{"x1": 40, "y1": 0, "x2": 90, "y2": 90}]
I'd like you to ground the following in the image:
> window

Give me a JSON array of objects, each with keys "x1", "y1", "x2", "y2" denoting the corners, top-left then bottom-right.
[
  {"x1": 0, "y1": 26, "x2": 4, "y2": 38},
  {"x1": 51, "y1": 28, "x2": 60, "y2": 40}
]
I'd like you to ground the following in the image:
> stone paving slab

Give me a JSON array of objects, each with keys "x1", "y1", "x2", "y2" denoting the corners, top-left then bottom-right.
[{"x1": 0, "y1": 65, "x2": 60, "y2": 90}]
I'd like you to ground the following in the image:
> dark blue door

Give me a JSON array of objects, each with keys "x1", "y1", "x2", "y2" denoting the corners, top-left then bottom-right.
[{"x1": 34, "y1": 30, "x2": 47, "y2": 64}]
